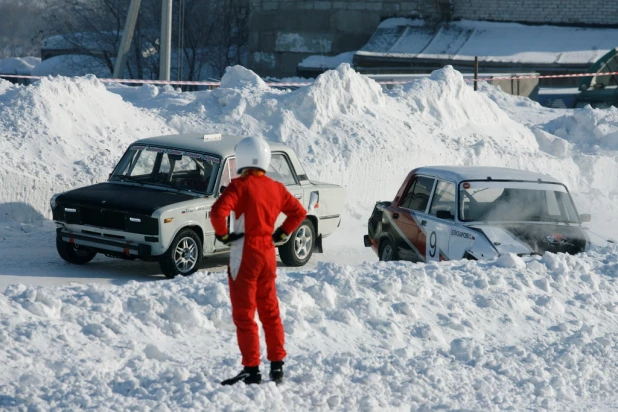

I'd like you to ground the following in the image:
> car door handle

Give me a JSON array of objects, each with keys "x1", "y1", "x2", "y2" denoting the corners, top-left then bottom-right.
[
  {"x1": 393, "y1": 213, "x2": 399, "y2": 219},
  {"x1": 295, "y1": 194, "x2": 302, "y2": 199},
  {"x1": 421, "y1": 220, "x2": 427, "y2": 226}
]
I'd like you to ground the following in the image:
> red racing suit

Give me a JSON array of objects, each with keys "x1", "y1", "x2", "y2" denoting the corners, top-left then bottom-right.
[{"x1": 210, "y1": 170, "x2": 306, "y2": 366}]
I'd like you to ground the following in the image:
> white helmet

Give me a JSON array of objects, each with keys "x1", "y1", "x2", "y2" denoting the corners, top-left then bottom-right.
[{"x1": 235, "y1": 137, "x2": 271, "y2": 173}]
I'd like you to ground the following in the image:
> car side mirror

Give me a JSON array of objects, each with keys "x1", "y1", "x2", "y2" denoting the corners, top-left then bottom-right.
[
  {"x1": 436, "y1": 210, "x2": 454, "y2": 220},
  {"x1": 580, "y1": 213, "x2": 591, "y2": 223},
  {"x1": 219, "y1": 185, "x2": 227, "y2": 194}
]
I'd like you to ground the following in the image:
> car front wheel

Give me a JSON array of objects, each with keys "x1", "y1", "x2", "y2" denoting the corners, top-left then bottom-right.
[
  {"x1": 279, "y1": 219, "x2": 315, "y2": 267},
  {"x1": 379, "y1": 238, "x2": 399, "y2": 262},
  {"x1": 56, "y1": 237, "x2": 97, "y2": 264},
  {"x1": 159, "y1": 229, "x2": 203, "y2": 279}
]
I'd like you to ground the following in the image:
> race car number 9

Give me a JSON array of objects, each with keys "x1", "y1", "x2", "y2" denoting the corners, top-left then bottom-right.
[{"x1": 429, "y1": 231, "x2": 437, "y2": 258}]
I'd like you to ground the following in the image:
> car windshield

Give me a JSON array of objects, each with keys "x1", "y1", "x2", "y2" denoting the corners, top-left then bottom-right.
[
  {"x1": 459, "y1": 181, "x2": 580, "y2": 224},
  {"x1": 109, "y1": 145, "x2": 221, "y2": 195}
]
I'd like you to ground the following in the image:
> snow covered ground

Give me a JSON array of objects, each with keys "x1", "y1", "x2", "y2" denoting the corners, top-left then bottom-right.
[{"x1": 1, "y1": 64, "x2": 618, "y2": 410}]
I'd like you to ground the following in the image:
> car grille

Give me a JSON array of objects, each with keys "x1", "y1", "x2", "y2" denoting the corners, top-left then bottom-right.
[{"x1": 57, "y1": 204, "x2": 159, "y2": 235}]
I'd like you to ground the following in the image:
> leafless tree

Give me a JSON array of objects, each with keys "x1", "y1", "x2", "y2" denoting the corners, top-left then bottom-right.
[
  {"x1": 0, "y1": 1, "x2": 45, "y2": 59},
  {"x1": 41, "y1": 0, "x2": 249, "y2": 80}
]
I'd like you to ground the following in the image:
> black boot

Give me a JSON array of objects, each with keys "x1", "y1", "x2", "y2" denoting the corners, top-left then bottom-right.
[
  {"x1": 269, "y1": 361, "x2": 284, "y2": 384},
  {"x1": 221, "y1": 366, "x2": 262, "y2": 386}
]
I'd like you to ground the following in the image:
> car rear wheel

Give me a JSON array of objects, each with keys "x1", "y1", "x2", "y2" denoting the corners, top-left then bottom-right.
[
  {"x1": 279, "y1": 219, "x2": 315, "y2": 267},
  {"x1": 159, "y1": 229, "x2": 203, "y2": 279},
  {"x1": 56, "y1": 237, "x2": 97, "y2": 264},
  {"x1": 379, "y1": 238, "x2": 399, "y2": 262}
]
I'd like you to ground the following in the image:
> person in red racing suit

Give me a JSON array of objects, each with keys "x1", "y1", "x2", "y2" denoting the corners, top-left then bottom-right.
[{"x1": 210, "y1": 137, "x2": 306, "y2": 386}]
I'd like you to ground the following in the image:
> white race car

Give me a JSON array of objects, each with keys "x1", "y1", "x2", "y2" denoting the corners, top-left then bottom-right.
[
  {"x1": 51, "y1": 133, "x2": 346, "y2": 277},
  {"x1": 364, "y1": 166, "x2": 613, "y2": 262}
]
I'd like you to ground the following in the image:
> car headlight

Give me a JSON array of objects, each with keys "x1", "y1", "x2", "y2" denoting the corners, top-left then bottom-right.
[{"x1": 50, "y1": 193, "x2": 61, "y2": 210}]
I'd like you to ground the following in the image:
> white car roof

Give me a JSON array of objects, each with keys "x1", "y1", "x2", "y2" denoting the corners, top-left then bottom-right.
[
  {"x1": 414, "y1": 166, "x2": 563, "y2": 184},
  {"x1": 131, "y1": 133, "x2": 292, "y2": 158}
]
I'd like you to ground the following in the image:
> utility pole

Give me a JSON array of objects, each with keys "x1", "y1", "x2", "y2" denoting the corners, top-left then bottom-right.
[
  {"x1": 160, "y1": 0, "x2": 172, "y2": 81},
  {"x1": 113, "y1": 0, "x2": 142, "y2": 79}
]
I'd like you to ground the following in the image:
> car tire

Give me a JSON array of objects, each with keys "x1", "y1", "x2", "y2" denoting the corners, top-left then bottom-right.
[
  {"x1": 279, "y1": 219, "x2": 315, "y2": 267},
  {"x1": 159, "y1": 229, "x2": 203, "y2": 279},
  {"x1": 379, "y1": 238, "x2": 399, "y2": 262},
  {"x1": 56, "y1": 237, "x2": 97, "y2": 264}
]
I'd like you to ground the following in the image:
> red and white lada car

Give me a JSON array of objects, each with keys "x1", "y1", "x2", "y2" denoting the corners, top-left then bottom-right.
[{"x1": 364, "y1": 166, "x2": 610, "y2": 262}]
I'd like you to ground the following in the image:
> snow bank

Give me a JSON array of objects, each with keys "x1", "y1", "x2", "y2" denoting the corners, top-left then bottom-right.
[
  {"x1": 543, "y1": 105, "x2": 618, "y2": 152},
  {"x1": 219, "y1": 64, "x2": 267, "y2": 90},
  {"x1": 2, "y1": 64, "x2": 617, "y2": 236},
  {"x1": 285, "y1": 63, "x2": 385, "y2": 130},
  {"x1": 0, "y1": 76, "x2": 173, "y2": 222},
  {"x1": 2, "y1": 252, "x2": 618, "y2": 410},
  {"x1": 480, "y1": 83, "x2": 618, "y2": 232}
]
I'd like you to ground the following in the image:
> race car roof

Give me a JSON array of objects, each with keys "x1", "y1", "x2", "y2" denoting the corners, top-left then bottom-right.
[
  {"x1": 131, "y1": 133, "x2": 291, "y2": 158},
  {"x1": 414, "y1": 166, "x2": 562, "y2": 184},
  {"x1": 130, "y1": 133, "x2": 308, "y2": 177}
]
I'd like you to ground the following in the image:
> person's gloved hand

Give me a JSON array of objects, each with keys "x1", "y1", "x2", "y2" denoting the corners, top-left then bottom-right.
[
  {"x1": 216, "y1": 232, "x2": 244, "y2": 245},
  {"x1": 272, "y1": 227, "x2": 288, "y2": 243}
]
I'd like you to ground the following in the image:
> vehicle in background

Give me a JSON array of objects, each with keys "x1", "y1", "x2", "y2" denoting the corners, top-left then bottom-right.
[
  {"x1": 51, "y1": 133, "x2": 346, "y2": 278},
  {"x1": 364, "y1": 166, "x2": 612, "y2": 262}
]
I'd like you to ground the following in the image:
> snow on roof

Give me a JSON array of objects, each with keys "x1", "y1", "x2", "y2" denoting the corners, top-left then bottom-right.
[
  {"x1": 298, "y1": 51, "x2": 356, "y2": 69},
  {"x1": 357, "y1": 19, "x2": 618, "y2": 66},
  {"x1": 0, "y1": 57, "x2": 40, "y2": 75},
  {"x1": 30, "y1": 55, "x2": 111, "y2": 78},
  {"x1": 42, "y1": 33, "x2": 118, "y2": 52},
  {"x1": 414, "y1": 165, "x2": 562, "y2": 184}
]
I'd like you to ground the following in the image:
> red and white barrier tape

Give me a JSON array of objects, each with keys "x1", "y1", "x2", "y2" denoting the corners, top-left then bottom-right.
[
  {"x1": 1, "y1": 71, "x2": 617, "y2": 87},
  {"x1": 0, "y1": 73, "x2": 222, "y2": 86}
]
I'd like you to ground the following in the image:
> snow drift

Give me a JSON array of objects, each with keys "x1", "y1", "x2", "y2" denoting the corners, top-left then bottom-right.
[
  {"x1": 1, "y1": 251, "x2": 618, "y2": 410},
  {"x1": 2, "y1": 64, "x2": 616, "y2": 229},
  {"x1": 0, "y1": 76, "x2": 173, "y2": 222}
]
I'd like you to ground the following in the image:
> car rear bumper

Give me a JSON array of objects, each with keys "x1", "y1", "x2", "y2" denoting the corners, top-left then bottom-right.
[{"x1": 58, "y1": 229, "x2": 153, "y2": 258}]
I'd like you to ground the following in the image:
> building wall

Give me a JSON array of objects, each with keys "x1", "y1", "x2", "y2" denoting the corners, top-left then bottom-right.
[
  {"x1": 453, "y1": 0, "x2": 618, "y2": 26},
  {"x1": 248, "y1": 0, "x2": 618, "y2": 77}
]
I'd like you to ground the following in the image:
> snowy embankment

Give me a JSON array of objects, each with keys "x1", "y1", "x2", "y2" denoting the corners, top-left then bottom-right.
[
  {"x1": 1, "y1": 64, "x2": 617, "y2": 231},
  {"x1": 1, "y1": 64, "x2": 618, "y2": 409},
  {"x1": 2, "y1": 252, "x2": 618, "y2": 410}
]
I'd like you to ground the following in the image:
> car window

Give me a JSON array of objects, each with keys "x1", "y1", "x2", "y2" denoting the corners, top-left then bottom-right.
[
  {"x1": 460, "y1": 184, "x2": 580, "y2": 223},
  {"x1": 173, "y1": 154, "x2": 198, "y2": 172},
  {"x1": 130, "y1": 149, "x2": 158, "y2": 176},
  {"x1": 268, "y1": 154, "x2": 297, "y2": 186},
  {"x1": 400, "y1": 176, "x2": 435, "y2": 212},
  {"x1": 429, "y1": 180, "x2": 456, "y2": 220},
  {"x1": 112, "y1": 146, "x2": 221, "y2": 194}
]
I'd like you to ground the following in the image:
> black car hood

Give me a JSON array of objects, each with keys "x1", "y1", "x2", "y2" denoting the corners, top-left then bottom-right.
[
  {"x1": 56, "y1": 182, "x2": 197, "y2": 216},
  {"x1": 470, "y1": 223, "x2": 588, "y2": 255}
]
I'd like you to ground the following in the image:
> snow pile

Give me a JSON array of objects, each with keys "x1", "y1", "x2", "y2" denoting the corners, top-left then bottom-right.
[
  {"x1": 218, "y1": 64, "x2": 267, "y2": 90},
  {"x1": 543, "y1": 105, "x2": 618, "y2": 152},
  {"x1": 399, "y1": 68, "x2": 538, "y2": 149},
  {"x1": 285, "y1": 63, "x2": 385, "y2": 130},
  {"x1": 2, "y1": 63, "x2": 617, "y2": 234},
  {"x1": 480, "y1": 84, "x2": 618, "y2": 229},
  {"x1": 2, "y1": 251, "x2": 618, "y2": 410},
  {"x1": 162, "y1": 65, "x2": 581, "y2": 215},
  {"x1": 0, "y1": 76, "x2": 173, "y2": 222}
]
